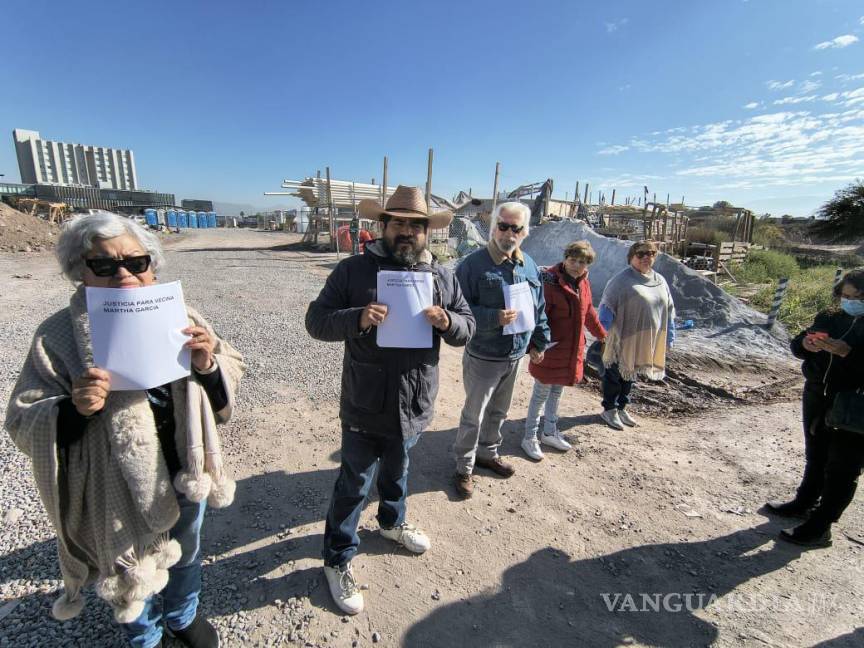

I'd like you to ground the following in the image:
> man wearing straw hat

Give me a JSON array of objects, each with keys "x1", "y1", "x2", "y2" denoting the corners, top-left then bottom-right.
[{"x1": 306, "y1": 185, "x2": 475, "y2": 615}]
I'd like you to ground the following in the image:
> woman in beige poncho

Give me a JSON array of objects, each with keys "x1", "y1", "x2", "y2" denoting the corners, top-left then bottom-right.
[
  {"x1": 5, "y1": 212, "x2": 244, "y2": 648},
  {"x1": 597, "y1": 240, "x2": 675, "y2": 430}
]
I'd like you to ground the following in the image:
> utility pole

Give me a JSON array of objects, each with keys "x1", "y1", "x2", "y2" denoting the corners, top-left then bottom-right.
[
  {"x1": 490, "y1": 162, "x2": 501, "y2": 215},
  {"x1": 381, "y1": 156, "x2": 388, "y2": 206},
  {"x1": 425, "y1": 148, "x2": 434, "y2": 213}
]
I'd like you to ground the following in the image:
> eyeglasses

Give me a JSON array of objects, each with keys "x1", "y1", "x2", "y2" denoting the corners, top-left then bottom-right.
[
  {"x1": 635, "y1": 250, "x2": 657, "y2": 259},
  {"x1": 497, "y1": 222, "x2": 525, "y2": 234},
  {"x1": 85, "y1": 255, "x2": 152, "y2": 277}
]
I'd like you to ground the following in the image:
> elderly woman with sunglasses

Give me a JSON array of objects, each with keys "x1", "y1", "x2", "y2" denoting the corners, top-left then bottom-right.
[
  {"x1": 597, "y1": 240, "x2": 675, "y2": 430},
  {"x1": 5, "y1": 212, "x2": 244, "y2": 648}
]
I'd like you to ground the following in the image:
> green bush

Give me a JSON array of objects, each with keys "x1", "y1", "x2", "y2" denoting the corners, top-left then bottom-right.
[
  {"x1": 687, "y1": 226, "x2": 728, "y2": 247},
  {"x1": 734, "y1": 249, "x2": 799, "y2": 284}
]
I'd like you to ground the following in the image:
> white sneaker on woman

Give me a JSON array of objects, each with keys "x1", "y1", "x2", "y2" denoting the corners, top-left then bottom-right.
[
  {"x1": 618, "y1": 410, "x2": 639, "y2": 427},
  {"x1": 600, "y1": 408, "x2": 625, "y2": 430},
  {"x1": 324, "y1": 562, "x2": 364, "y2": 615},
  {"x1": 521, "y1": 437, "x2": 544, "y2": 461},
  {"x1": 540, "y1": 432, "x2": 572, "y2": 451}
]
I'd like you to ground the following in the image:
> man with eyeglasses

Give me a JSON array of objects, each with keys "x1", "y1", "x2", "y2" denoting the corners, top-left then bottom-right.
[
  {"x1": 452, "y1": 202, "x2": 550, "y2": 498},
  {"x1": 306, "y1": 185, "x2": 475, "y2": 615}
]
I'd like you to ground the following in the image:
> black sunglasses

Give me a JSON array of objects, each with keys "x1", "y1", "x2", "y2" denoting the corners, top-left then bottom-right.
[
  {"x1": 497, "y1": 222, "x2": 525, "y2": 234},
  {"x1": 635, "y1": 250, "x2": 657, "y2": 259},
  {"x1": 85, "y1": 255, "x2": 152, "y2": 277}
]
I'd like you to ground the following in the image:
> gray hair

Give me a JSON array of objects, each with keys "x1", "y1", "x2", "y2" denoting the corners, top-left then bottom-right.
[
  {"x1": 490, "y1": 201, "x2": 531, "y2": 236},
  {"x1": 56, "y1": 211, "x2": 165, "y2": 282}
]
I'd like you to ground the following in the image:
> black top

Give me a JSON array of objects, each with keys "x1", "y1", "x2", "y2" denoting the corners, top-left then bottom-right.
[
  {"x1": 57, "y1": 367, "x2": 228, "y2": 477},
  {"x1": 790, "y1": 310, "x2": 864, "y2": 397}
]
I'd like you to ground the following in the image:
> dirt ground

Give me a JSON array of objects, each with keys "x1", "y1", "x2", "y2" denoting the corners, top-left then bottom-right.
[
  {"x1": 2, "y1": 229, "x2": 863, "y2": 647},
  {"x1": 0, "y1": 203, "x2": 61, "y2": 253}
]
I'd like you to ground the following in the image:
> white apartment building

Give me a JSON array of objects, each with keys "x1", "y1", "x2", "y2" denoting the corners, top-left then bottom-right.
[{"x1": 13, "y1": 128, "x2": 138, "y2": 190}]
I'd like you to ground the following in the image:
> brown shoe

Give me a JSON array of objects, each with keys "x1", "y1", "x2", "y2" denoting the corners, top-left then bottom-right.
[
  {"x1": 454, "y1": 473, "x2": 474, "y2": 498},
  {"x1": 475, "y1": 456, "x2": 515, "y2": 478}
]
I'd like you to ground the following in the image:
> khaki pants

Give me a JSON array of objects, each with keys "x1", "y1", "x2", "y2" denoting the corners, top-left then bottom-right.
[{"x1": 454, "y1": 353, "x2": 522, "y2": 475}]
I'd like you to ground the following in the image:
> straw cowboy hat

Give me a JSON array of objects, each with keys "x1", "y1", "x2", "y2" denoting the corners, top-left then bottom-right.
[{"x1": 358, "y1": 185, "x2": 453, "y2": 230}]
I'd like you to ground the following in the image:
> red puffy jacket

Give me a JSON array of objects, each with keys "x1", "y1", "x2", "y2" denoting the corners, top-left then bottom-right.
[{"x1": 528, "y1": 263, "x2": 606, "y2": 386}]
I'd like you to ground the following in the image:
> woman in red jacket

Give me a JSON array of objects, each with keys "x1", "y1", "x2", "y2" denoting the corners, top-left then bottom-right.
[{"x1": 522, "y1": 241, "x2": 606, "y2": 461}]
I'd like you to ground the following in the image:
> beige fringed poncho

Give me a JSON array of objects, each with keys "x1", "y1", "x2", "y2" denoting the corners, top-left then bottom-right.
[
  {"x1": 600, "y1": 266, "x2": 675, "y2": 381},
  {"x1": 4, "y1": 286, "x2": 245, "y2": 623}
]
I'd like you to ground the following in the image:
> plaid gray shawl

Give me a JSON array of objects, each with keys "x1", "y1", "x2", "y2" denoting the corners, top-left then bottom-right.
[{"x1": 4, "y1": 285, "x2": 244, "y2": 622}]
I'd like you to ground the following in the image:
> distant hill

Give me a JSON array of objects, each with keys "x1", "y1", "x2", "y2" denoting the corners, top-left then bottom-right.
[{"x1": 212, "y1": 201, "x2": 294, "y2": 216}]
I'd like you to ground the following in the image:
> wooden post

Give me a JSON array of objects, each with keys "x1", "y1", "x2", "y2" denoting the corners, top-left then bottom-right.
[
  {"x1": 490, "y1": 162, "x2": 501, "y2": 215},
  {"x1": 382, "y1": 156, "x2": 388, "y2": 206},
  {"x1": 326, "y1": 166, "x2": 338, "y2": 258},
  {"x1": 425, "y1": 148, "x2": 434, "y2": 213},
  {"x1": 766, "y1": 278, "x2": 789, "y2": 328}
]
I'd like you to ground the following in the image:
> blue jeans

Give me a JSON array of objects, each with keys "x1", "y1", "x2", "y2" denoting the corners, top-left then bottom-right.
[
  {"x1": 601, "y1": 363, "x2": 634, "y2": 411},
  {"x1": 524, "y1": 380, "x2": 564, "y2": 440},
  {"x1": 122, "y1": 493, "x2": 207, "y2": 648},
  {"x1": 322, "y1": 424, "x2": 419, "y2": 567}
]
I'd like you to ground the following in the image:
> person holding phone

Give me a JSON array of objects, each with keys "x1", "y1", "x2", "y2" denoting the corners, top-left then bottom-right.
[{"x1": 768, "y1": 268, "x2": 864, "y2": 547}]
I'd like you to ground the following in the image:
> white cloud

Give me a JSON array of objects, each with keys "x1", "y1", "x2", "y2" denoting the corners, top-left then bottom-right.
[
  {"x1": 798, "y1": 79, "x2": 822, "y2": 93},
  {"x1": 743, "y1": 101, "x2": 762, "y2": 109},
  {"x1": 766, "y1": 79, "x2": 795, "y2": 90},
  {"x1": 605, "y1": 18, "x2": 628, "y2": 33},
  {"x1": 773, "y1": 95, "x2": 818, "y2": 105},
  {"x1": 836, "y1": 72, "x2": 864, "y2": 83},
  {"x1": 597, "y1": 144, "x2": 630, "y2": 155},
  {"x1": 809, "y1": 71, "x2": 823, "y2": 77},
  {"x1": 814, "y1": 34, "x2": 859, "y2": 50},
  {"x1": 822, "y1": 92, "x2": 840, "y2": 101},
  {"x1": 596, "y1": 108, "x2": 864, "y2": 189}
]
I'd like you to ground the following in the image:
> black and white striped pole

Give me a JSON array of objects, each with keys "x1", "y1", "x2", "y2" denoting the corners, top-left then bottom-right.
[{"x1": 766, "y1": 277, "x2": 789, "y2": 329}]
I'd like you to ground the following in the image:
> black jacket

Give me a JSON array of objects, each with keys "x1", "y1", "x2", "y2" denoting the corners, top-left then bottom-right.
[
  {"x1": 305, "y1": 240, "x2": 475, "y2": 438},
  {"x1": 791, "y1": 310, "x2": 864, "y2": 397}
]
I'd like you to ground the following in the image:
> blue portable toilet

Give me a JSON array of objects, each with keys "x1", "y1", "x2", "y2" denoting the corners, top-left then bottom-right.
[
  {"x1": 188, "y1": 211, "x2": 198, "y2": 228},
  {"x1": 144, "y1": 208, "x2": 158, "y2": 227},
  {"x1": 178, "y1": 211, "x2": 188, "y2": 228},
  {"x1": 167, "y1": 209, "x2": 177, "y2": 228},
  {"x1": 208, "y1": 212, "x2": 217, "y2": 228}
]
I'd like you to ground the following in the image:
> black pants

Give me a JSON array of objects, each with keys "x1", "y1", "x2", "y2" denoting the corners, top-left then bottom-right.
[{"x1": 795, "y1": 388, "x2": 864, "y2": 527}]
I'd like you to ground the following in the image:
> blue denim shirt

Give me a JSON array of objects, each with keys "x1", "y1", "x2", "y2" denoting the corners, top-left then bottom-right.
[{"x1": 455, "y1": 244, "x2": 550, "y2": 360}]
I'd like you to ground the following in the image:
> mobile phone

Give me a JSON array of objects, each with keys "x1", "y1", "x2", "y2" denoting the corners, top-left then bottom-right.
[{"x1": 805, "y1": 331, "x2": 829, "y2": 341}]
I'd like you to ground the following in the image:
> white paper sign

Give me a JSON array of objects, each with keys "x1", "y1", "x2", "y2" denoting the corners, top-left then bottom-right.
[
  {"x1": 503, "y1": 281, "x2": 536, "y2": 335},
  {"x1": 86, "y1": 281, "x2": 191, "y2": 391},
  {"x1": 375, "y1": 271, "x2": 433, "y2": 348}
]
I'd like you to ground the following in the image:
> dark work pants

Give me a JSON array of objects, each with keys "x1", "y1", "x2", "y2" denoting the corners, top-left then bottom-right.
[
  {"x1": 322, "y1": 424, "x2": 419, "y2": 567},
  {"x1": 795, "y1": 388, "x2": 864, "y2": 527},
  {"x1": 601, "y1": 363, "x2": 634, "y2": 411}
]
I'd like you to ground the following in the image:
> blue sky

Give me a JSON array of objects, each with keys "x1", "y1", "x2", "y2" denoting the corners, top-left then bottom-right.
[{"x1": 2, "y1": 0, "x2": 863, "y2": 216}]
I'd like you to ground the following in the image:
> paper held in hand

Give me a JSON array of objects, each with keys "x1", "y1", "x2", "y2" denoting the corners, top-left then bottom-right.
[
  {"x1": 503, "y1": 281, "x2": 536, "y2": 335},
  {"x1": 86, "y1": 281, "x2": 191, "y2": 390},
  {"x1": 375, "y1": 270, "x2": 433, "y2": 348}
]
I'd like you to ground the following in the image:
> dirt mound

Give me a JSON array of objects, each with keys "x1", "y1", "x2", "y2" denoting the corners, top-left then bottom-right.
[{"x1": 0, "y1": 202, "x2": 61, "y2": 253}]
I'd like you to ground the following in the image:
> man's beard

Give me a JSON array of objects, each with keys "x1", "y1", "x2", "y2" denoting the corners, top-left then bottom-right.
[
  {"x1": 494, "y1": 237, "x2": 517, "y2": 254},
  {"x1": 384, "y1": 235, "x2": 424, "y2": 266}
]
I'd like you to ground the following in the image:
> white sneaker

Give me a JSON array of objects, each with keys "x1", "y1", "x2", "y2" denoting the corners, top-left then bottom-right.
[
  {"x1": 324, "y1": 563, "x2": 364, "y2": 615},
  {"x1": 380, "y1": 523, "x2": 431, "y2": 554},
  {"x1": 521, "y1": 437, "x2": 544, "y2": 461},
  {"x1": 540, "y1": 432, "x2": 572, "y2": 451},
  {"x1": 618, "y1": 410, "x2": 638, "y2": 427},
  {"x1": 600, "y1": 408, "x2": 625, "y2": 431}
]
